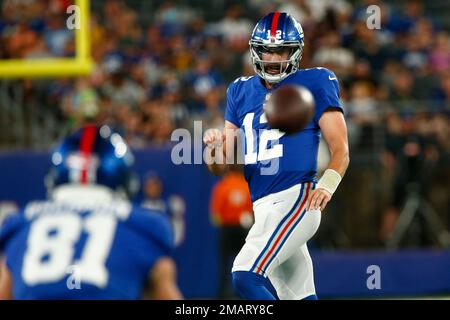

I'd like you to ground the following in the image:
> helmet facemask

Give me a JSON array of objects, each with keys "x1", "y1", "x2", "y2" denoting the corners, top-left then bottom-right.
[{"x1": 250, "y1": 41, "x2": 303, "y2": 84}]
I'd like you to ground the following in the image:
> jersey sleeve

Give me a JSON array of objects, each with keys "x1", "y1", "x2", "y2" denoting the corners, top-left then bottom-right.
[
  {"x1": 224, "y1": 82, "x2": 240, "y2": 127},
  {"x1": 313, "y1": 68, "x2": 344, "y2": 125}
]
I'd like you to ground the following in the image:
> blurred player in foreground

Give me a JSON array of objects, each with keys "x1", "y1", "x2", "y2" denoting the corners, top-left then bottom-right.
[
  {"x1": 204, "y1": 12, "x2": 349, "y2": 300},
  {"x1": 0, "y1": 124, "x2": 182, "y2": 300}
]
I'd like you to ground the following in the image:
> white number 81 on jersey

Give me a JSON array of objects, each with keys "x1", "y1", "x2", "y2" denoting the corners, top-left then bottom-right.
[{"x1": 22, "y1": 212, "x2": 116, "y2": 288}]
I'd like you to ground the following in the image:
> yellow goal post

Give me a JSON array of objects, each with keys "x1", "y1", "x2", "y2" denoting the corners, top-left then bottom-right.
[{"x1": 0, "y1": 0, "x2": 94, "y2": 78}]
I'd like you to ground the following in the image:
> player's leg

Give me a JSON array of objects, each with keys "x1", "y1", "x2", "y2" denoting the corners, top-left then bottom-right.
[
  {"x1": 232, "y1": 271, "x2": 279, "y2": 300},
  {"x1": 268, "y1": 243, "x2": 319, "y2": 300},
  {"x1": 231, "y1": 183, "x2": 312, "y2": 299},
  {"x1": 250, "y1": 184, "x2": 320, "y2": 278},
  {"x1": 231, "y1": 203, "x2": 287, "y2": 300},
  {"x1": 250, "y1": 183, "x2": 321, "y2": 299}
]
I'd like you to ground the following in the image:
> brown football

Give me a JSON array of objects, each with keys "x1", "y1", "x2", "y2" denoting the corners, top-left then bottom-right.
[{"x1": 264, "y1": 85, "x2": 315, "y2": 134}]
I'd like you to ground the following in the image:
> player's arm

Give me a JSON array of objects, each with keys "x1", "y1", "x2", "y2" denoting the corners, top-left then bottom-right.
[
  {"x1": 145, "y1": 257, "x2": 183, "y2": 300},
  {"x1": 0, "y1": 258, "x2": 13, "y2": 300},
  {"x1": 307, "y1": 110, "x2": 350, "y2": 211},
  {"x1": 203, "y1": 120, "x2": 239, "y2": 176}
]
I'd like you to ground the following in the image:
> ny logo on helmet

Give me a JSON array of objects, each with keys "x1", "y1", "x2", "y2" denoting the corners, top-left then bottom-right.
[{"x1": 66, "y1": 152, "x2": 100, "y2": 183}]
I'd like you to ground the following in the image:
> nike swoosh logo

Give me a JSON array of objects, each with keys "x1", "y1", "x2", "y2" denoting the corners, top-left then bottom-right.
[
  {"x1": 329, "y1": 76, "x2": 337, "y2": 81},
  {"x1": 272, "y1": 200, "x2": 284, "y2": 205}
]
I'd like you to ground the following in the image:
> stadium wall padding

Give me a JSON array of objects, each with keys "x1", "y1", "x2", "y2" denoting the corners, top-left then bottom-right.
[
  {"x1": 1, "y1": 148, "x2": 450, "y2": 298},
  {"x1": 312, "y1": 249, "x2": 450, "y2": 298}
]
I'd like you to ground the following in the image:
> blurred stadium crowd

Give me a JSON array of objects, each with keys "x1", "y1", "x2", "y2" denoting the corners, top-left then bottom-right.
[
  {"x1": 0, "y1": 0, "x2": 448, "y2": 146},
  {"x1": 0, "y1": 0, "x2": 449, "y2": 247}
]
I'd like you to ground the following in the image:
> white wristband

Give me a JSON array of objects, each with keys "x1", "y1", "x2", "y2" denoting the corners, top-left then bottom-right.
[{"x1": 316, "y1": 169, "x2": 342, "y2": 195}]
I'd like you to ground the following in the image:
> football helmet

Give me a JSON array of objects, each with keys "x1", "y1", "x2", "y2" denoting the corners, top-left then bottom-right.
[
  {"x1": 249, "y1": 12, "x2": 304, "y2": 83},
  {"x1": 47, "y1": 124, "x2": 138, "y2": 199}
]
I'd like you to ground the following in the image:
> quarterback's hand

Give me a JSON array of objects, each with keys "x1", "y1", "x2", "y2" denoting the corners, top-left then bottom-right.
[
  {"x1": 307, "y1": 188, "x2": 332, "y2": 211},
  {"x1": 203, "y1": 128, "x2": 224, "y2": 148}
]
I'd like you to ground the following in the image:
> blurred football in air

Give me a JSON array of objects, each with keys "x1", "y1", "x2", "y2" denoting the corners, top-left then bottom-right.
[{"x1": 264, "y1": 85, "x2": 315, "y2": 135}]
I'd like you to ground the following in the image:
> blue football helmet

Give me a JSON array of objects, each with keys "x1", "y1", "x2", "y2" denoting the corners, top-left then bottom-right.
[
  {"x1": 47, "y1": 124, "x2": 138, "y2": 198},
  {"x1": 249, "y1": 12, "x2": 305, "y2": 83}
]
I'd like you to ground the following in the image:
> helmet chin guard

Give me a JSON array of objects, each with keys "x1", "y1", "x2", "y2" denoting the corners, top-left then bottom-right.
[{"x1": 249, "y1": 41, "x2": 303, "y2": 83}]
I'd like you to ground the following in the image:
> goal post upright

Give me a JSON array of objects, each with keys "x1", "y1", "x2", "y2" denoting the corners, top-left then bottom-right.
[{"x1": 0, "y1": 0, "x2": 94, "y2": 78}]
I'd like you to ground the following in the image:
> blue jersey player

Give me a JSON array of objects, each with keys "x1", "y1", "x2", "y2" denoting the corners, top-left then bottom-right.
[
  {"x1": 204, "y1": 12, "x2": 350, "y2": 300},
  {"x1": 0, "y1": 125, "x2": 182, "y2": 300}
]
